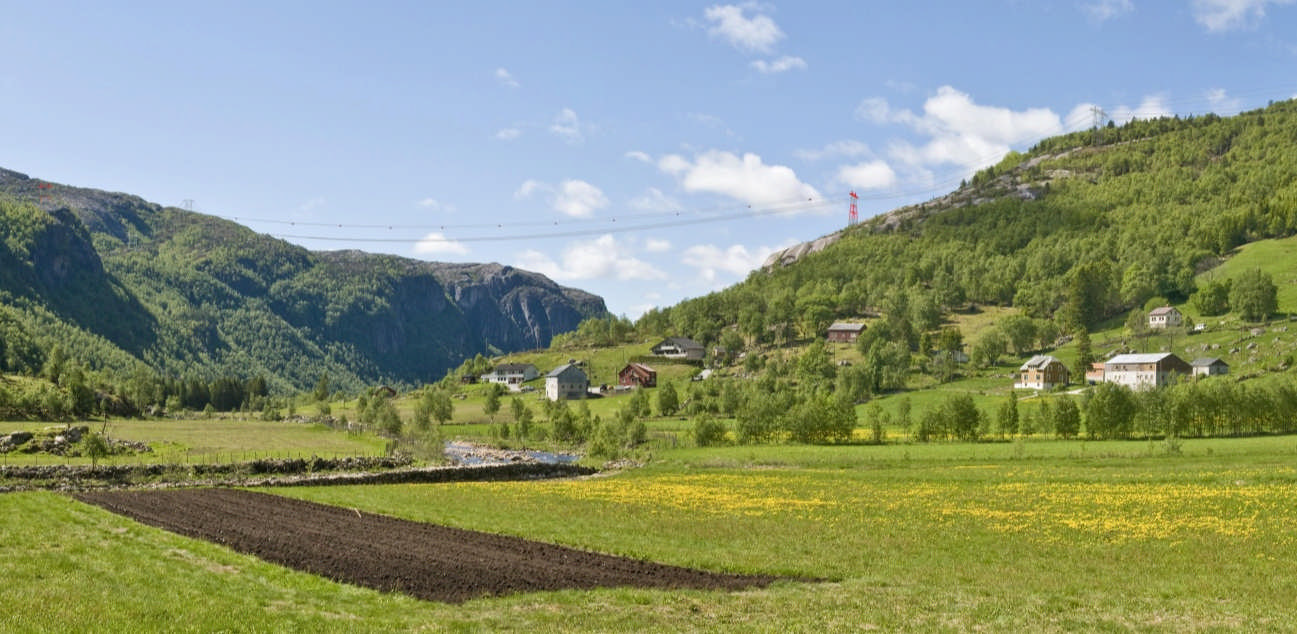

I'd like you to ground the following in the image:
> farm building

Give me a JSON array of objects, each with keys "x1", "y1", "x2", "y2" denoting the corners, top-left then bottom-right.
[
  {"x1": 618, "y1": 363, "x2": 657, "y2": 388},
  {"x1": 1085, "y1": 362, "x2": 1106, "y2": 384},
  {"x1": 826, "y1": 322, "x2": 867, "y2": 343},
  {"x1": 545, "y1": 364, "x2": 588, "y2": 401},
  {"x1": 1147, "y1": 306, "x2": 1184, "y2": 329},
  {"x1": 480, "y1": 363, "x2": 539, "y2": 387},
  {"x1": 1191, "y1": 357, "x2": 1229, "y2": 377},
  {"x1": 651, "y1": 337, "x2": 705, "y2": 361},
  {"x1": 1103, "y1": 353, "x2": 1191, "y2": 389},
  {"x1": 1014, "y1": 355, "x2": 1070, "y2": 390}
]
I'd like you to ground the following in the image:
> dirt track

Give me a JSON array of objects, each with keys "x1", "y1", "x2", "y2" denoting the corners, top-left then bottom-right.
[{"x1": 75, "y1": 488, "x2": 779, "y2": 603}]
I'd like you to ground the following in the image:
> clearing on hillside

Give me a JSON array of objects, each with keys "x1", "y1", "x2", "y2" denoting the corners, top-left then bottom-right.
[{"x1": 74, "y1": 488, "x2": 779, "y2": 604}]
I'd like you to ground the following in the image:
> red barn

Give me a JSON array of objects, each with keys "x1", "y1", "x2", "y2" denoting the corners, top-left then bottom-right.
[{"x1": 618, "y1": 363, "x2": 657, "y2": 388}]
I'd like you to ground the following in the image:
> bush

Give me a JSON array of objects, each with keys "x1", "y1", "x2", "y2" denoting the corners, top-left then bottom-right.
[{"x1": 693, "y1": 414, "x2": 728, "y2": 447}]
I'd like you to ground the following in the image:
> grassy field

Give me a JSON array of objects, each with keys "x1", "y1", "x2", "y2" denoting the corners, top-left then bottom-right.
[
  {"x1": 4, "y1": 436, "x2": 1297, "y2": 631},
  {"x1": 0, "y1": 418, "x2": 387, "y2": 466}
]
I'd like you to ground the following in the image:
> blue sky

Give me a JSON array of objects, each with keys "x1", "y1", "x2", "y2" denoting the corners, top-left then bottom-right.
[{"x1": 5, "y1": 1, "x2": 1297, "y2": 317}]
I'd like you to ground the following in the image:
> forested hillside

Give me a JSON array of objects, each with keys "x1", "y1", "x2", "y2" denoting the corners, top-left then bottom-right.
[
  {"x1": 640, "y1": 99, "x2": 1297, "y2": 344},
  {"x1": 0, "y1": 170, "x2": 606, "y2": 400}
]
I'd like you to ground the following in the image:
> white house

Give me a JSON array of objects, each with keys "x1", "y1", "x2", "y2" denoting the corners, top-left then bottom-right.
[
  {"x1": 545, "y1": 363, "x2": 588, "y2": 401},
  {"x1": 1014, "y1": 355, "x2": 1070, "y2": 390},
  {"x1": 651, "y1": 337, "x2": 705, "y2": 361},
  {"x1": 480, "y1": 363, "x2": 539, "y2": 388},
  {"x1": 1103, "y1": 353, "x2": 1191, "y2": 389},
  {"x1": 1190, "y1": 357, "x2": 1229, "y2": 377},
  {"x1": 1147, "y1": 306, "x2": 1183, "y2": 329}
]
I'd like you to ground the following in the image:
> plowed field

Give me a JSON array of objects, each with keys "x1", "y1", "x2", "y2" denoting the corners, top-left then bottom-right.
[{"x1": 75, "y1": 488, "x2": 778, "y2": 603}]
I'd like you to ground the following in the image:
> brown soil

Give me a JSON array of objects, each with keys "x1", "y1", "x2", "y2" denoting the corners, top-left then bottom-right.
[{"x1": 74, "y1": 488, "x2": 779, "y2": 604}]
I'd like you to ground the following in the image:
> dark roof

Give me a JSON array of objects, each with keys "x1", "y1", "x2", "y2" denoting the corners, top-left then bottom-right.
[
  {"x1": 1148, "y1": 306, "x2": 1180, "y2": 316},
  {"x1": 621, "y1": 362, "x2": 656, "y2": 373},
  {"x1": 1190, "y1": 357, "x2": 1227, "y2": 367},
  {"x1": 1019, "y1": 355, "x2": 1064, "y2": 370},
  {"x1": 655, "y1": 337, "x2": 703, "y2": 350},
  {"x1": 548, "y1": 363, "x2": 584, "y2": 378},
  {"x1": 493, "y1": 363, "x2": 535, "y2": 373}
]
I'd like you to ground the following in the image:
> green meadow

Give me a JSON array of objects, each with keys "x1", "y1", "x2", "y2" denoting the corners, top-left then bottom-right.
[{"x1": 4, "y1": 434, "x2": 1297, "y2": 632}]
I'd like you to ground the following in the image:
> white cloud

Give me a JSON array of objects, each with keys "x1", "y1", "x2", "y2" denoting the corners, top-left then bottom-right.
[
  {"x1": 494, "y1": 127, "x2": 521, "y2": 141},
  {"x1": 1192, "y1": 0, "x2": 1292, "y2": 32},
  {"x1": 514, "y1": 179, "x2": 547, "y2": 199},
  {"x1": 495, "y1": 67, "x2": 520, "y2": 88},
  {"x1": 416, "y1": 197, "x2": 454, "y2": 212},
  {"x1": 1081, "y1": 0, "x2": 1134, "y2": 22},
  {"x1": 836, "y1": 160, "x2": 898, "y2": 191},
  {"x1": 682, "y1": 243, "x2": 778, "y2": 283},
  {"x1": 1108, "y1": 95, "x2": 1173, "y2": 124},
  {"x1": 516, "y1": 235, "x2": 667, "y2": 282},
  {"x1": 751, "y1": 55, "x2": 807, "y2": 74},
  {"x1": 645, "y1": 238, "x2": 672, "y2": 253},
  {"x1": 657, "y1": 150, "x2": 821, "y2": 208},
  {"x1": 625, "y1": 150, "x2": 653, "y2": 164},
  {"x1": 703, "y1": 4, "x2": 784, "y2": 54},
  {"x1": 553, "y1": 179, "x2": 608, "y2": 217},
  {"x1": 864, "y1": 86, "x2": 1063, "y2": 172},
  {"x1": 413, "y1": 232, "x2": 470, "y2": 257},
  {"x1": 1206, "y1": 88, "x2": 1243, "y2": 114},
  {"x1": 795, "y1": 140, "x2": 873, "y2": 161},
  {"x1": 549, "y1": 108, "x2": 584, "y2": 144},
  {"x1": 296, "y1": 197, "x2": 325, "y2": 213},
  {"x1": 629, "y1": 187, "x2": 683, "y2": 212}
]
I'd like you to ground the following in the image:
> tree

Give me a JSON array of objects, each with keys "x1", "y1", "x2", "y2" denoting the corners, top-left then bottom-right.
[
  {"x1": 693, "y1": 413, "x2": 728, "y2": 447},
  {"x1": 426, "y1": 389, "x2": 454, "y2": 426},
  {"x1": 83, "y1": 432, "x2": 111, "y2": 469},
  {"x1": 971, "y1": 328, "x2": 1008, "y2": 368},
  {"x1": 1084, "y1": 382, "x2": 1136, "y2": 439},
  {"x1": 657, "y1": 381, "x2": 679, "y2": 416},
  {"x1": 483, "y1": 383, "x2": 503, "y2": 421},
  {"x1": 997, "y1": 391, "x2": 1019, "y2": 438},
  {"x1": 796, "y1": 340, "x2": 836, "y2": 384},
  {"x1": 313, "y1": 371, "x2": 330, "y2": 402},
  {"x1": 1230, "y1": 268, "x2": 1278, "y2": 322},
  {"x1": 945, "y1": 394, "x2": 983, "y2": 442},
  {"x1": 998, "y1": 314, "x2": 1037, "y2": 355},
  {"x1": 1191, "y1": 278, "x2": 1231, "y2": 316},
  {"x1": 1072, "y1": 327, "x2": 1094, "y2": 381},
  {"x1": 1053, "y1": 396, "x2": 1081, "y2": 439}
]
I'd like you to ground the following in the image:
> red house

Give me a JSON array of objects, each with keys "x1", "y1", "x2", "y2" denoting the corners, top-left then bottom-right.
[{"x1": 618, "y1": 363, "x2": 657, "y2": 388}]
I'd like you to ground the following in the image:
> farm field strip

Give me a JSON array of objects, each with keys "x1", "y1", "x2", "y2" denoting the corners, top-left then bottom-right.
[{"x1": 74, "y1": 488, "x2": 781, "y2": 605}]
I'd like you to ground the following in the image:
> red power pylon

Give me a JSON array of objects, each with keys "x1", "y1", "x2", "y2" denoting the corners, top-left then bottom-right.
[{"x1": 848, "y1": 191, "x2": 858, "y2": 225}]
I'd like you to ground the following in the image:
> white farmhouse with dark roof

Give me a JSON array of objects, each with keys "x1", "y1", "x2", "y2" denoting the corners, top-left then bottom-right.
[
  {"x1": 1147, "y1": 306, "x2": 1183, "y2": 329},
  {"x1": 1103, "y1": 353, "x2": 1191, "y2": 389},
  {"x1": 1190, "y1": 357, "x2": 1229, "y2": 377},
  {"x1": 545, "y1": 363, "x2": 588, "y2": 401}
]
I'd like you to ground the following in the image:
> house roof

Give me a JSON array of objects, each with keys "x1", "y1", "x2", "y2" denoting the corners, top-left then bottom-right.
[
  {"x1": 1190, "y1": 357, "x2": 1227, "y2": 367},
  {"x1": 655, "y1": 336, "x2": 703, "y2": 350},
  {"x1": 1105, "y1": 352, "x2": 1180, "y2": 365},
  {"x1": 1019, "y1": 355, "x2": 1064, "y2": 370},
  {"x1": 547, "y1": 363, "x2": 585, "y2": 378},
  {"x1": 1148, "y1": 306, "x2": 1180, "y2": 316},
  {"x1": 827, "y1": 322, "x2": 866, "y2": 332},
  {"x1": 621, "y1": 362, "x2": 656, "y2": 374},
  {"x1": 493, "y1": 363, "x2": 535, "y2": 373}
]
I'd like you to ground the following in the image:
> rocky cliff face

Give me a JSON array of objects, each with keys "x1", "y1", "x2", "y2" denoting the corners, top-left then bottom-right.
[{"x1": 0, "y1": 167, "x2": 607, "y2": 389}]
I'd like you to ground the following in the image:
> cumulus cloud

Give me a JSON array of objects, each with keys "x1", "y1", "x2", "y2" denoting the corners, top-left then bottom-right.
[
  {"x1": 1081, "y1": 0, "x2": 1134, "y2": 22},
  {"x1": 751, "y1": 55, "x2": 807, "y2": 74},
  {"x1": 515, "y1": 235, "x2": 667, "y2": 281},
  {"x1": 644, "y1": 238, "x2": 673, "y2": 253},
  {"x1": 794, "y1": 140, "x2": 873, "y2": 161},
  {"x1": 494, "y1": 127, "x2": 521, "y2": 141},
  {"x1": 862, "y1": 86, "x2": 1063, "y2": 172},
  {"x1": 416, "y1": 197, "x2": 455, "y2": 212},
  {"x1": 682, "y1": 243, "x2": 779, "y2": 283},
  {"x1": 413, "y1": 232, "x2": 470, "y2": 257},
  {"x1": 1108, "y1": 95, "x2": 1173, "y2": 124},
  {"x1": 703, "y1": 4, "x2": 784, "y2": 53},
  {"x1": 1192, "y1": 0, "x2": 1292, "y2": 32},
  {"x1": 1206, "y1": 88, "x2": 1243, "y2": 114},
  {"x1": 553, "y1": 179, "x2": 609, "y2": 217},
  {"x1": 629, "y1": 187, "x2": 683, "y2": 212},
  {"x1": 495, "y1": 67, "x2": 520, "y2": 88},
  {"x1": 625, "y1": 150, "x2": 653, "y2": 163},
  {"x1": 836, "y1": 160, "x2": 898, "y2": 191},
  {"x1": 514, "y1": 179, "x2": 547, "y2": 199},
  {"x1": 656, "y1": 150, "x2": 821, "y2": 208},
  {"x1": 549, "y1": 108, "x2": 585, "y2": 144}
]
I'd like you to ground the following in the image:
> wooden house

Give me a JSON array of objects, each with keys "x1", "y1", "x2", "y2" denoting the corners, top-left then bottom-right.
[
  {"x1": 618, "y1": 362, "x2": 657, "y2": 388},
  {"x1": 826, "y1": 322, "x2": 867, "y2": 343},
  {"x1": 1014, "y1": 355, "x2": 1070, "y2": 390},
  {"x1": 1103, "y1": 353, "x2": 1191, "y2": 389}
]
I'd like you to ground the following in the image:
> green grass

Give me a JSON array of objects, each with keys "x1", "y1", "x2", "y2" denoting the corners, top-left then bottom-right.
[
  {"x1": 6, "y1": 437, "x2": 1297, "y2": 631},
  {"x1": 0, "y1": 418, "x2": 387, "y2": 466}
]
